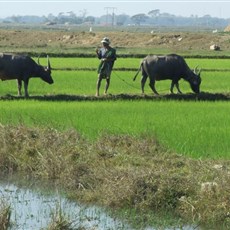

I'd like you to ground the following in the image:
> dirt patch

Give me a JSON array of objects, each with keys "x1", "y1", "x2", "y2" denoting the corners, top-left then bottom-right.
[
  {"x1": 1, "y1": 28, "x2": 230, "y2": 52},
  {"x1": 1, "y1": 92, "x2": 230, "y2": 102}
]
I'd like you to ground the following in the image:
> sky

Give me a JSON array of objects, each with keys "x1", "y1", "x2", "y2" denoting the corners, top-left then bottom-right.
[{"x1": 0, "y1": 0, "x2": 230, "y2": 19}]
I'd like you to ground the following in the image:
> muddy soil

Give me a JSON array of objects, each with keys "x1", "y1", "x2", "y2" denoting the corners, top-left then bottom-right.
[{"x1": 1, "y1": 92, "x2": 230, "y2": 102}]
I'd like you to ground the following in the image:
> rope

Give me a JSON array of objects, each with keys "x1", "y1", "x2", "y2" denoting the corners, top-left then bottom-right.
[
  {"x1": 113, "y1": 70, "x2": 170, "y2": 93},
  {"x1": 113, "y1": 71, "x2": 140, "y2": 90}
]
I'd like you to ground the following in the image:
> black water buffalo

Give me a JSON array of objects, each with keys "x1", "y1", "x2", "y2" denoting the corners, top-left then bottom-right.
[
  {"x1": 133, "y1": 54, "x2": 201, "y2": 94},
  {"x1": 0, "y1": 53, "x2": 54, "y2": 97}
]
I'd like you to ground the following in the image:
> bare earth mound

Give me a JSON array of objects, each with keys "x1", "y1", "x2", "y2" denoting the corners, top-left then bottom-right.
[{"x1": 1, "y1": 28, "x2": 230, "y2": 53}]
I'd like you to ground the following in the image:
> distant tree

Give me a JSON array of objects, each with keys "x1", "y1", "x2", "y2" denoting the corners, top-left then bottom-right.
[
  {"x1": 79, "y1": 9, "x2": 87, "y2": 19},
  {"x1": 148, "y1": 9, "x2": 160, "y2": 25},
  {"x1": 201, "y1": 14, "x2": 212, "y2": 26},
  {"x1": 98, "y1": 15, "x2": 107, "y2": 25},
  {"x1": 148, "y1": 9, "x2": 160, "y2": 17},
  {"x1": 58, "y1": 12, "x2": 64, "y2": 17},
  {"x1": 84, "y1": 16, "x2": 95, "y2": 24},
  {"x1": 47, "y1": 13, "x2": 56, "y2": 22},
  {"x1": 116, "y1": 14, "x2": 129, "y2": 26},
  {"x1": 67, "y1": 11, "x2": 76, "y2": 18},
  {"x1": 160, "y1": 12, "x2": 175, "y2": 18},
  {"x1": 11, "y1": 15, "x2": 20, "y2": 23},
  {"x1": 131, "y1": 13, "x2": 148, "y2": 25}
]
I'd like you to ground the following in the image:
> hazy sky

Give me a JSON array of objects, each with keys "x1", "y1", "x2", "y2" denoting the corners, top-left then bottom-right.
[{"x1": 0, "y1": 1, "x2": 229, "y2": 19}]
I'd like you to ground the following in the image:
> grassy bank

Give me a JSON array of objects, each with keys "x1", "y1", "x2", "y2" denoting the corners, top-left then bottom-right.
[{"x1": 0, "y1": 125, "x2": 229, "y2": 229}]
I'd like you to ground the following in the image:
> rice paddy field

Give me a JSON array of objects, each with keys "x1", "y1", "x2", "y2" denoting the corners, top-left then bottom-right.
[
  {"x1": 0, "y1": 57, "x2": 230, "y2": 159},
  {"x1": 1, "y1": 53, "x2": 230, "y2": 228}
]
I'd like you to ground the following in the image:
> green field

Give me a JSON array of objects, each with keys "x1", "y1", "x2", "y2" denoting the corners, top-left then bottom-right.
[
  {"x1": 0, "y1": 57, "x2": 230, "y2": 160},
  {"x1": 0, "y1": 99, "x2": 229, "y2": 160},
  {"x1": 41, "y1": 57, "x2": 230, "y2": 70},
  {"x1": 1, "y1": 55, "x2": 230, "y2": 229},
  {"x1": 1, "y1": 56, "x2": 230, "y2": 95}
]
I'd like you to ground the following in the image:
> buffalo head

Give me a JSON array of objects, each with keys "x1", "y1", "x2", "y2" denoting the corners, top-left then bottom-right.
[
  {"x1": 189, "y1": 66, "x2": 201, "y2": 93},
  {"x1": 37, "y1": 55, "x2": 54, "y2": 84}
]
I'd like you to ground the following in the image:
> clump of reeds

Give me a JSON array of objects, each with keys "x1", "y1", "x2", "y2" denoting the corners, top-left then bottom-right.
[
  {"x1": 0, "y1": 200, "x2": 11, "y2": 230},
  {"x1": 0, "y1": 124, "x2": 229, "y2": 229},
  {"x1": 46, "y1": 202, "x2": 74, "y2": 230}
]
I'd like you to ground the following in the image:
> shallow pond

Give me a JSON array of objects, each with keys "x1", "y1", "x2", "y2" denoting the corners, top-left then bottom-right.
[
  {"x1": 0, "y1": 179, "x2": 132, "y2": 230},
  {"x1": 0, "y1": 177, "x2": 197, "y2": 230}
]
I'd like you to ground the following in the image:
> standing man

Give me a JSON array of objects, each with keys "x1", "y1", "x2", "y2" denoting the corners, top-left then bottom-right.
[{"x1": 96, "y1": 37, "x2": 116, "y2": 96}]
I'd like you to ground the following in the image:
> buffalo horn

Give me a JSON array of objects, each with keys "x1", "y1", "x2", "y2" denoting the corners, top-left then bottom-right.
[
  {"x1": 194, "y1": 65, "x2": 198, "y2": 74},
  {"x1": 194, "y1": 65, "x2": 201, "y2": 75},
  {"x1": 47, "y1": 55, "x2": 51, "y2": 69},
  {"x1": 37, "y1": 55, "x2": 41, "y2": 65}
]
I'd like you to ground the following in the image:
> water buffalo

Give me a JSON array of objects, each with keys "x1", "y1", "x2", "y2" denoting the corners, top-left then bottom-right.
[
  {"x1": 0, "y1": 53, "x2": 54, "y2": 97},
  {"x1": 133, "y1": 54, "x2": 201, "y2": 94}
]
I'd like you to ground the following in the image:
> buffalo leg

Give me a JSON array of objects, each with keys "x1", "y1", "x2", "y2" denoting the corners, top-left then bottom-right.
[
  {"x1": 170, "y1": 81, "x2": 182, "y2": 94},
  {"x1": 175, "y1": 83, "x2": 182, "y2": 94},
  {"x1": 170, "y1": 81, "x2": 175, "y2": 94},
  {"x1": 23, "y1": 79, "x2": 29, "y2": 97},
  {"x1": 149, "y1": 78, "x2": 158, "y2": 95},
  {"x1": 17, "y1": 79, "x2": 22, "y2": 96},
  {"x1": 141, "y1": 75, "x2": 147, "y2": 94}
]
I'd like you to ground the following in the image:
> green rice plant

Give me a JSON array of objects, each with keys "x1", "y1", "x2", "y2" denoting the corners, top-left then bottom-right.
[
  {"x1": 0, "y1": 70, "x2": 97, "y2": 96},
  {"x1": 200, "y1": 71, "x2": 230, "y2": 93},
  {"x1": 35, "y1": 57, "x2": 230, "y2": 71},
  {"x1": 48, "y1": 57, "x2": 141, "y2": 69},
  {"x1": 46, "y1": 57, "x2": 98, "y2": 69},
  {"x1": 29, "y1": 70, "x2": 230, "y2": 96},
  {"x1": 0, "y1": 100, "x2": 230, "y2": 159},
  {"x1": 0, "y1": 57, "x2": 228, "y2": 97},
  {"x1": 186, "y1": 58, "x2": 230, "y2": 70},
  {"x1": 0, "y1": 58, "x2": 230, "y2": 160}
]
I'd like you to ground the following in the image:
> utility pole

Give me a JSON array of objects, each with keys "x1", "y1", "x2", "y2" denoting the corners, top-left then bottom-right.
[{"x1": 104, "y1": 7, "x2": 116, "y2": 26}]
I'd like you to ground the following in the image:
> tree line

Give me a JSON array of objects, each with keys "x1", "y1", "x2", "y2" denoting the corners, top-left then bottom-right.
[{"x1": 0, "y1": 9, "x2": 229, "y2": 28}]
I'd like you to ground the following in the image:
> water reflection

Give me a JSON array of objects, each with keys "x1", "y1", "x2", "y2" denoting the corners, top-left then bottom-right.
[
  {"x1": 0, "y1": 178, "x2": 197, "y2": 230},
  {"x1": 0, "y1": 182, "x2": 131, "y2": 230}
]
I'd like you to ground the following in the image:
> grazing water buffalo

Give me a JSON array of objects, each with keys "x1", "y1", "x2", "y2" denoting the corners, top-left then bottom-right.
[
  {"x1": 0, "y1": 53, "x2": 54, "y2": 97},
  {"x1": 133, "y1": 54, "x2": 201, "y2": 94}
]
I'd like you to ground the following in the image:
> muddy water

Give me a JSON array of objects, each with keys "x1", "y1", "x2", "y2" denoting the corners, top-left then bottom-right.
[
  {"x1": 0, "y1": 178, "x2": 197, "y2": 230},
  {"x1": 0, "y1": 180, "x2": 132, "y2": 230}
]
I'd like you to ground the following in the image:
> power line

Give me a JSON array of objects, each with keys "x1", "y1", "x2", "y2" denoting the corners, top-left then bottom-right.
[{"x1": 104, "y1": 7, "x2": 116, "y2": 26}]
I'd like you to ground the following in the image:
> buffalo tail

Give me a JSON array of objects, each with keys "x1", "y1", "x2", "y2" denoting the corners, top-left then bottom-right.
[{"x1": 133, "y1": 63, "x2": 142, "y2": 81}]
